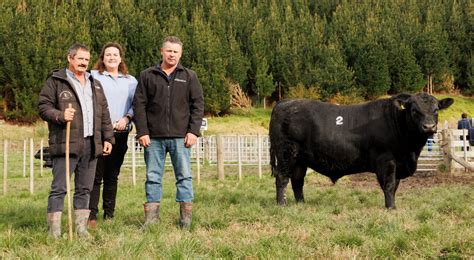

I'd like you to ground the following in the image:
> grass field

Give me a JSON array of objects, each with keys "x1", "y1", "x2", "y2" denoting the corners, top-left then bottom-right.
[{"x1": 0, "y1": 165, "x2": 473, "y2": 258}]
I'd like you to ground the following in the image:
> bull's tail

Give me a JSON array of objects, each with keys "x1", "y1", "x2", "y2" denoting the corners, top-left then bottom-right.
[
  {"x1": 269, "y1": 128, "x2": 277, "y2": 177},
  {"x1": 269, "y1": 107, "x2": 279, "y2": 177},
  {"x1": 270, "y1": 141, "x2": 277, "y2": 177}
]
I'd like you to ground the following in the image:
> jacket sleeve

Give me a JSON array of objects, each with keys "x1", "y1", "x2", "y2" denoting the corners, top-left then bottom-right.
[
  {"x1": 132, "y1": 71, "x2": 150, "y2": 138},
  {"x1": 38, "y1": 77, "x2": 66, "y2": 125},
  {"x1": 187, "y1": 70, "x2": 204, "y2": 137},
  {"x1": 97, "y1": 80, "x2": 115, "y2": 145}
]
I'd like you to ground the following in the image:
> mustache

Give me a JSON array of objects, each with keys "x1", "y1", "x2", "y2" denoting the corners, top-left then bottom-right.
[{"x1": 78, "y1": 64, "x2": 87, "y2": 68}]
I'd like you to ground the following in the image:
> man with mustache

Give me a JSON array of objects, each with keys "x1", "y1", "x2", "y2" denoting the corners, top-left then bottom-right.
[
  {"x1": 133, "y1": 36, "x2": 204, "y2": 228},
  {"x1": 38, "y1": 43, "x2": 115, "y2": 238}
]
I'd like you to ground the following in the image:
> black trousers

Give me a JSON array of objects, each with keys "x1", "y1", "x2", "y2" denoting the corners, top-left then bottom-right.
[{"x1": 89, "y1": 133, "x2": 129, "y2": 220}]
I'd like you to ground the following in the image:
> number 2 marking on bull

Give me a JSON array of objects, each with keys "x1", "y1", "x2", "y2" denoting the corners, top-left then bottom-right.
[{"x1": 336, "y1": 116, "x2": 343, "y2": 125}]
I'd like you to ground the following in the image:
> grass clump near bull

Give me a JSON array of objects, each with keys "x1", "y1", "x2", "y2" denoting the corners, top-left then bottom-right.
[{"x1": 270, "y1": 93, "x2": 454, "y2": 209}]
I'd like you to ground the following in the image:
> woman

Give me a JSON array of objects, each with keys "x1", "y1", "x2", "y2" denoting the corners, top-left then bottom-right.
[{"x1": 88, "y1": 42, "x2": 137, "y2": 227}]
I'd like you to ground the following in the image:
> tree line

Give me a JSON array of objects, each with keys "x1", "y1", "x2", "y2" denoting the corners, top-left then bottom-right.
[{"x1": 0, "y1": 0, "x2": 471, "y2": 121}]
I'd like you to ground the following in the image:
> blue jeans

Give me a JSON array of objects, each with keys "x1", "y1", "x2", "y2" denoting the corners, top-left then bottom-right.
[{"x1": 144, "y1": 138, "x2": 193, "y2": 202}]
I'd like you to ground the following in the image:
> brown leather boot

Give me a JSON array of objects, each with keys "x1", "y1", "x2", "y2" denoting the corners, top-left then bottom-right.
[
  {"x1": 47, "y1": 212, "x2": 62, "y2": 239},
  {"x1": 74, "y1": 209, "x2": 91, "y2": 238},
  {"x1": 179, "y1": 202, "x2": 192, "y2": 229},
  {"x1": 144, "y1": 202, "x2": 160, "y2": 227}
]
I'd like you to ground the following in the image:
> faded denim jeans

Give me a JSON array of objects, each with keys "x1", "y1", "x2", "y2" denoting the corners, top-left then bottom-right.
[{"x1": 144, "y1": 138, "x2": 193, "y2": 202}]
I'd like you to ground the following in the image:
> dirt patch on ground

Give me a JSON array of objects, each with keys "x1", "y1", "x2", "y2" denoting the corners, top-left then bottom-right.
[{"x1": 346, "y1": 172, "x2": 474, "y2": 189}]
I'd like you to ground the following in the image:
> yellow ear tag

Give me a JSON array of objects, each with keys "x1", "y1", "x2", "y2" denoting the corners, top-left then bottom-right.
[{"x1": 401, "y1": 104, "x2": 405, "y2": 110}]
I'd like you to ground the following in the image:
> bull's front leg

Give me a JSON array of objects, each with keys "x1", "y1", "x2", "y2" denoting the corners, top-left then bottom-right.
[
  {"x1": 376, "y1": 160, "x2": 398, "y2": 209},
  {"x1": 275, "y1": 174, "x2": 290, "y2": 205}
]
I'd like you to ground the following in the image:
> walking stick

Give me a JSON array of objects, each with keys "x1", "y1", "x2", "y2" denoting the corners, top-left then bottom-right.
[{"x1": 65, "y1": 103, "x2": 73, "y2": 241}]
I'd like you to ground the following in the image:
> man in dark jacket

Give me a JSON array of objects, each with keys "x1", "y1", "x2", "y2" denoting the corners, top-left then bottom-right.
[
  {"x1": 38, "y1": 43, "x2": 115, "y2": 238},
  {"x1": 133, "y1": 36, "x2": 204, "y2": 229}
]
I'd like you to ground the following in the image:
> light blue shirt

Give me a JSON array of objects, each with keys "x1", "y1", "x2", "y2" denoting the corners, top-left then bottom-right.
[
  {"x1": 91, "y1": 70, "x2": 137, "y2": 123},
  {"x1": 66, "y1": 69, "x2": 94, "y2": 137}
]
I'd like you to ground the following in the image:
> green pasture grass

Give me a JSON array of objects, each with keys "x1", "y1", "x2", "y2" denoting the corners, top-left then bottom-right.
[
  {"x1": 1, "y1": 165, "x2": 473, "y2": 258},
  {"x1": 204, "y1": 107, "x2": 271, "y2": 135},
  {"x1": 435, "y1": 94, "x2": 474, "y2": 127}
]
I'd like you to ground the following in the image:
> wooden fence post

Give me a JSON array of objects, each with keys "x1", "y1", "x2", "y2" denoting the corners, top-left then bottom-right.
[
  {"x1": 237, "y1": 135, "x2": 242, "y2": 181},
  {"x1": 23, "y1": 139, "x2": 26, "y2": 177},
  {"x1": 196, "y1": 138, "x2": 201, "y2": 185},
  {"x1": 204, "y1": 136, "x2": 210, "y2": 164},
  {"x1": 217, "y1": 135, "x2": 225, "y2": 180},
  {"x1": 29, "y1": 138, "x2": 34, "y2": 194},
  {"x1": 40, "y1": 139, "x2": 44, "y2": 177},
  {"x1": 443, "y1": 129, "x2": 457, "y2": 174},
  {"x1": 258, "y1": 134, "x2": 262, "y2": 179},
  {"x1": 462, "y1": 129, "x2": 468, "y2": 172},
  {"x1": 131, "y1": 137, "x2": 136, "y2": 186},
  {"x1": 3, "y1": 140, "x2": 7, "y2": 195}
]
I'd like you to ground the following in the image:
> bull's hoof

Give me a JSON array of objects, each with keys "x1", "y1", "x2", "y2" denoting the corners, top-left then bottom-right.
[
  {"x1": 276, "y1": 199, "x2": 287, "y2": 206},
  {"x1": 295, "y1": 198, "x2": 305, "y2": 203}
]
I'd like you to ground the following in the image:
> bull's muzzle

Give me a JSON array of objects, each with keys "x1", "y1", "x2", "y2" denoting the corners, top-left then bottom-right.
[{"x1": 422, "y1": 123, "x2": 437, "y2": 133}]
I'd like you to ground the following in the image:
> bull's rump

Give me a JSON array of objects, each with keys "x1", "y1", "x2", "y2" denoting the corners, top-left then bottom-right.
[{"x1": 270, "y1": 99, "x2": 393, "y2": 175}]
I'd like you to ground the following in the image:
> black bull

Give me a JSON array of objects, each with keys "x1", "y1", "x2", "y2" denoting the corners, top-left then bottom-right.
[{"x1": 269, "y1": 93, "x2": 453, "y2": 209}]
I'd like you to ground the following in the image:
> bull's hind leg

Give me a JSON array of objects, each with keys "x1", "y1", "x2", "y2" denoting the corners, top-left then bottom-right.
[
  {"x1": 275, "y1": 174, "x2": 290, "y2": 205},
  {"x1": 291, "y1": 165, "x2": 307, "y2": 203}
]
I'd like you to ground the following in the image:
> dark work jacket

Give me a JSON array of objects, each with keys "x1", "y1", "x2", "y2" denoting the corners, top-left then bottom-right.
[
  {"x1": 133, "y1": 63, "x2": 204, "y2": 139},
  {"x1": 38, "y1": 69, "x2": 115, "y2": 158}
]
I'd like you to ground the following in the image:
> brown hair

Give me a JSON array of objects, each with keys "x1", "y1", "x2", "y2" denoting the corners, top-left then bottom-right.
[
  {"x1": 162, "y1": 36, "x2": 183, "y2": 48},
  {"x1": 93, "y1": 42, "x2": 129, "y2": 75}
]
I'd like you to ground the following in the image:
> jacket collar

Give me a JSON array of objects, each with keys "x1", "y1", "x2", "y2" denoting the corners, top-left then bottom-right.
[
  {"x1": 150, "y1": 62, "x2": 185, "y2": 74},
  {"x1": 50, "y1": 68, "x2": 95, "y2": 82}
]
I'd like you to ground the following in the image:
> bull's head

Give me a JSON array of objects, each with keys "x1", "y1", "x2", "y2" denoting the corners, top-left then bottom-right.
[{"x1": 394, "y1": 93, "x2": 454, "y2": 134}]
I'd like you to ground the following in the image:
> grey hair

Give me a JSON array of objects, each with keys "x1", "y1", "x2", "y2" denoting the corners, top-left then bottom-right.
[{"x1": 67, "y1": 43, "x2": 90, "y2": 58}]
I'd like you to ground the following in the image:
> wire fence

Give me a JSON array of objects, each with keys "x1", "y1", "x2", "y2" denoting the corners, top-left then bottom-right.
[
  {"x1": 122, "y1": 134, "x2": 270, "y2": 167},
  {"x1": 1, "y1": 131, "x2": 472, "y2": 195},
  {"x1": 0, "y1": 135, "x2": 271, "y2": 194}
]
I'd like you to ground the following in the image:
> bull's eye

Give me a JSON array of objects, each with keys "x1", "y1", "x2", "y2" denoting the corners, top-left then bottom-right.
[{"x1": 411, "y1": 108, "x2": 423, "y2": 117}]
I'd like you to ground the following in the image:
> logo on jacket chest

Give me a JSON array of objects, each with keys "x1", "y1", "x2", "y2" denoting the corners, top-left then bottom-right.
[
  {"x1": 59, "y1": 91, "x2": 73, "y2": 100},
  {"x1": 174, "y1": 78, "x2": 187, "y2": 83}
]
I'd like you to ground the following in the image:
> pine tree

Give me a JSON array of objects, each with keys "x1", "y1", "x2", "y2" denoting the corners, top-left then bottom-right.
[
  {"x1": 189, "y1": 8, "x2": 229, "y2": 115},
  {"x1": 445, "y1": 0, "x2": 472, "y2": 92},
  {"x1": 254, "y1": 56, "x2": 275, "y2": 106},
  {"x1": 89, "y1": 0, "x2": 122, "y2": 57},
  {"x1": 388, "y1": 42, "x2": 424, "y2": 93},
  {"x1": 414, "y1": 6, "x2": 449, "y2": 94},
  {"x1": 354, "y1": 42, "x2": 391, "y2": 98}
]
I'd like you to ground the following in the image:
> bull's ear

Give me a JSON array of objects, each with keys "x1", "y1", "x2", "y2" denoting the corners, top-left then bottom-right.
[
  {"x1": 393, "y1": 93, "x2": 412, "y2": 111},
  {"x1": 438, "y1": 98, "x2": 454, "y2": 110}
]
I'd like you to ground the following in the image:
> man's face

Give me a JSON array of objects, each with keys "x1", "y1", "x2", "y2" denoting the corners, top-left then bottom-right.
[
  {"x1": 103, "y1": 47, "x2": 121, "y2": 71},
  {"x1": 160, "y1": 42, "x2": 182, "y2": 68},
  {"x1": 67, "y1": 49, "x2": 90, "y2": 74}
]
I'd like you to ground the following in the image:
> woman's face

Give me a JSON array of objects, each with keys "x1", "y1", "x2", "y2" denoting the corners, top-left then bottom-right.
[{"x1": 103, "y1": 46, "x2": 122, "y2": 71}]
